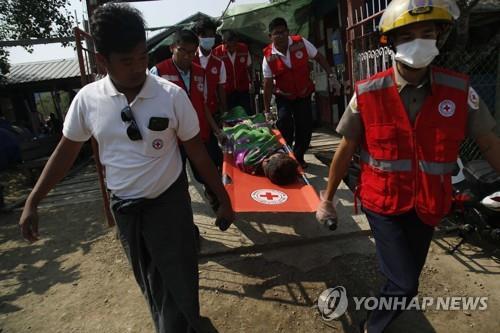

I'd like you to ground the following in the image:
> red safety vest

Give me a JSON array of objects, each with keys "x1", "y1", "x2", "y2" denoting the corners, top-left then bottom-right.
[
  {"x1": 263, "y1": 35, "x2": 314, "y2": 100},
  {"x1": 213, "y1": 43, "x2": 250, "y2": 93},
  {"x1": 193, "y1": 52, "x2": 222, "y2": 114},
  {"x1": 356, "y1": 66, "x2": 468, "y2": 226},
  {"x1": 156, "y1": 59, "x2": 210, "y2": 142}
]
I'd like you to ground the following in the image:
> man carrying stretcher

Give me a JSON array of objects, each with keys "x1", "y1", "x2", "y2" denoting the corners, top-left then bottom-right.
[{"x1": 221, "y1": 108, "x2": 299, "y2": 186}]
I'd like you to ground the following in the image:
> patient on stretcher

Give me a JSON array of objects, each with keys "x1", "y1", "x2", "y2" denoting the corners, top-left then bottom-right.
[{"x1": 222, "y1": 110, "x2": 299, "y2": 185}]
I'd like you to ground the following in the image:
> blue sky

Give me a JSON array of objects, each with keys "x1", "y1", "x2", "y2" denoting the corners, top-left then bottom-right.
[{"x1": 7, "y1": 0, "x2": 264, "y2": 64}]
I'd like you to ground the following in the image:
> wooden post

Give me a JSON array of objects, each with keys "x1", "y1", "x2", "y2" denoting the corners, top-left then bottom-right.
[{"x1": 74, "y1": 26, "x2": 115, "y2": 227}]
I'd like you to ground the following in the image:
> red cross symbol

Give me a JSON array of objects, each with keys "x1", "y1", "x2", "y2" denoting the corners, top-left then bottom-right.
[
  {"x1": 152, "y1": 139, "x2": 163, "y2": 149},
  {"x1": 260, "y1": 192, "x2": 279, "y2": 201}
]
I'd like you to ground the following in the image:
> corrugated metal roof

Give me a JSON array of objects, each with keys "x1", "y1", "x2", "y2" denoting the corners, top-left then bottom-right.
[{"x1": 3, "y1": 58, "x2": 80, "y2": 85}]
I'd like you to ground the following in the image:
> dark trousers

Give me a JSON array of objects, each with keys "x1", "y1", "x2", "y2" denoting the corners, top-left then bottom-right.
[
  {"x1": 364, "y1": 208, "x2": 434, "y2": 333},
  {"x1": 180, "y1": 133, "x2": 222, "y2": 189},
  {"x1": 275, "y1": 95, "x2": 313, "y2": 163},
  {"x1": 111, "y1": 174, "x2": 202, "y2": 333},
  {"x1": 227, "y1": 90, "x2": 253, "y2": 115}
]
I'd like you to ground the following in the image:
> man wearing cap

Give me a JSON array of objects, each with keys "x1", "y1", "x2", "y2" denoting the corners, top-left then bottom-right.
[{"x1": 316, "y1": 0, "x2": 500, "y2": 332}]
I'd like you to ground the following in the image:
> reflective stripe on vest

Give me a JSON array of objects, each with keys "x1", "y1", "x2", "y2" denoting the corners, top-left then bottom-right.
[
  {"x1": 419, "y1": 161, "x2": 456, "y2": 175},
  {"x1": 361, "y1": 150, "x2": 456, "y2": 175},
  {"x1": 433, "y1": 72, "x2": 467, "y2": 91},
  {"x1": 360, "y1": 149, "x2": 412, "y2": 172},
  {"x1": 357, "y1": 75, "x2": 394, "y2": 95}
]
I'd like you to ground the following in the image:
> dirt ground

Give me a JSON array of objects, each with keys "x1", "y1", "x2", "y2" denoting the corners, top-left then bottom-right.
[
  {"x1": 1, "y1": 203, "x2": 500, "y2": 333},
  {"x1": 1, "y1": 150, "x2": 500, "y2": 333}
]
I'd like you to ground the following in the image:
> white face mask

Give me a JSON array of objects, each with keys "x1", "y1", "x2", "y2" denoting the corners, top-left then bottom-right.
[
  {"x1": 199, "y1": 37, "x2": 215, "y2": 50},
  {"x1": 394, "y1": 39, "x2": 439, "y2": 69}
]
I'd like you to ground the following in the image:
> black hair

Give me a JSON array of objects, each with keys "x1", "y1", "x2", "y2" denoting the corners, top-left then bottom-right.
[
  {"x1": 90, "y1": 3, "x2": 146, "y2": 58},
  {"x1": 263, "y1": 153, "x2": 299, "y2": 185},
  {"x1": 173, "y1": 29, "x2": 199, "y2": 46},
  {"x1": 268, "y1": 17, "x2": 288, "y2": 33},
  {"x1": 222, "y1": 30, "x2": 238, "y2": 42},
  {"x1": 215, "y1": 33, "x2": 223, "y2": 47},
  {"x1": 194, "y1": 17, "x2": 218, "y2": 36}
]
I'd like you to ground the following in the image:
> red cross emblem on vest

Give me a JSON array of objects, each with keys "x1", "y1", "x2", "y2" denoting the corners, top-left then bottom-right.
[{"x1": 438, "y1": 99, "x2": 455, "y2": 118}]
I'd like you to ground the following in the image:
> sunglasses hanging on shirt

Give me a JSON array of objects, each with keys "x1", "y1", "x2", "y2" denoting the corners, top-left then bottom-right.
[{"x1": 121, "y1": 106, "x2": 143, "y2": 141}]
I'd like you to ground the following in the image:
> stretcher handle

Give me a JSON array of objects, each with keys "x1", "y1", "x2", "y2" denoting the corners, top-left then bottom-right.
[{"x1": 323, "y1": 218, "x2": 338, "y2": 231}]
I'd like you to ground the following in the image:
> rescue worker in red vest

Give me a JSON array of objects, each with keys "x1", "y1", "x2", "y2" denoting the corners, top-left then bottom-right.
[
  {"x1": 262, "y1": 17, "x2": 340, "y2": 169},
  {"x1": 193, "y1": 18, "x2": 228, "y2": 117},
  {"x1": 316, "y1": 1, "x2": 500, "y2": 332},
  {"x1": 151, "y1": 29, "x2": 224, "y2": 211},
  {"x1": 213, "y1": 30, "x2": 254, "y2": 115}
]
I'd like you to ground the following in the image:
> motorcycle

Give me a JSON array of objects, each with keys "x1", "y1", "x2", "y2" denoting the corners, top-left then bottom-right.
[
  {"x1": 443, "y1": 159, "x2": 500, "y2": 252},
  {"x1": 342, "y1": 153, "x2": 500, "y2": 251}
]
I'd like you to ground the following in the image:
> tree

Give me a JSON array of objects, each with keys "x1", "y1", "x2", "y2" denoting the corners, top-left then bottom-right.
[{"x1": 0, "y1": 0, "x2": 74, "y2": 76}]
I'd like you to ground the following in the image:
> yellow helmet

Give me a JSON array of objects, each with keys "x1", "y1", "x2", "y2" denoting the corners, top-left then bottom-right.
[{"x1": 379, "y1": 0, "x2": 460, "y2": 34}]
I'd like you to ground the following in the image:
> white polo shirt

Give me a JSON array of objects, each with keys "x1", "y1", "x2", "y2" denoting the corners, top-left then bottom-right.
[
  {"x1": 63, "y1": 73, "x2": 200, "y2": 199},
  {"x1": 262, "y1": 36, "x2": 318, "y2": 78},
  {"x1": 198, "y1": 49, "x2": 227, "y2": 84}
]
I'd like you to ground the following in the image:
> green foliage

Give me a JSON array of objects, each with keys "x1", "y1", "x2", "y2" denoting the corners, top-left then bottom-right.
[
  {"x1": 0, "y1": 0, "x2": 74, "y2": 76},
  {"x1": 35, "y1": 91, "x2": 71, "y2": 118}
]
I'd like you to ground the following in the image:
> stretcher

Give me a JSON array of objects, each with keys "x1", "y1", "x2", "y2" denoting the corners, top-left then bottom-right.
[{"x1": 222, "y1": 129, "x2": 320, "y2": 213}]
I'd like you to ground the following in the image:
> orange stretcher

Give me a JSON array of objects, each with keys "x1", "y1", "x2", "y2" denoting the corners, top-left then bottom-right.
[{"x1": 222, "y1": 129, "x2": 320, "y2": 213}]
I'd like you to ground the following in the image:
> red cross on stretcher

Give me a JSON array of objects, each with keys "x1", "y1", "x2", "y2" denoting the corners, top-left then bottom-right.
[{"x1": 260, "y1": 192, "x2": 279, "y2": 200}]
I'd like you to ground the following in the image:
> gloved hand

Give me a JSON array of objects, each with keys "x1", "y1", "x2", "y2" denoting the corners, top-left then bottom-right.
[{"x1": 316, "y1": 190, "x2": 338, "y2": 231}]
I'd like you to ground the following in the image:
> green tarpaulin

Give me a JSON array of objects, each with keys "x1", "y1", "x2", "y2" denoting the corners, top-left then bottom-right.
[
  {"x1": 218, "y1": 0, "x2": 313, "y2": 45},
  {"x1": 148, "y1": 0, "x2": 337, "y2": 53}
]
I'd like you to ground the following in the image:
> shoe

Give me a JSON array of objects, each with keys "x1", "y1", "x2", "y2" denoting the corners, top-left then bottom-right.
[{"x1": 204, "y1": 187, "x2": 220, "y2": 212}]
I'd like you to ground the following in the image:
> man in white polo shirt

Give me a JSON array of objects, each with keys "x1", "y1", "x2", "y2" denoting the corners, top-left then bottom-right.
[{"x1": 18, "y1": 4, "x2": 234, "y2": 332}]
